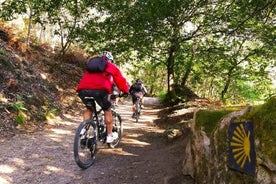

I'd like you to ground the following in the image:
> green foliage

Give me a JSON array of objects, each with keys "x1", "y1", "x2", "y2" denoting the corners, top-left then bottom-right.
[
  {"x1": 15, "y1": 110, "x2": 26, "y2": 125},
  {"x1": 1, "y1": 0, "x2": 275, "y2": 104},
  {"x1": 246, "y1": 96, "x2": 276, "y2": 163},
  {"x1": 0, "y1": 48, "x2": 8, "y2": 56},
  {"x1": 11, "y1": 101, "x2": 27, "y2": 112},
  {"x1": 11, "y1": 100, "x2": 27, "y2": 125},
  {"x1": 157, "y1": 91, "x2": 167, "y2": 101}
]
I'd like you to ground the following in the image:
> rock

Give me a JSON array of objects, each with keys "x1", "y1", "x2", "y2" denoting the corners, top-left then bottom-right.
[
  {"x1": 166, "y1": 128, "x2": 183, "y2": 140},
  {"x1": 144, "y1": 97, "x2": 161, "y2": 105}
]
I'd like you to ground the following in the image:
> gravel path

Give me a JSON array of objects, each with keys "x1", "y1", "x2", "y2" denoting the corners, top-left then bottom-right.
[{"x1": 0, "y1": 100, "x2": 194, "y2": 184}]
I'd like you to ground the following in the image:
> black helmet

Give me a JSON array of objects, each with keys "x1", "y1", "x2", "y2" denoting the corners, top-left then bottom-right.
[{"x1": 136, "y1": 79, "x2": 142, "y2": 84}]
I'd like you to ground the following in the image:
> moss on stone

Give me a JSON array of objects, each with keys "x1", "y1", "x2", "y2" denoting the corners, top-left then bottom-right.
[
  {"x1": 195, "y1": 107, "x2": 243, "y2": 137},
  {"x1": 193, "y1": 97, "x2": 276, "y2": 183},
  {"x1": 244, "y1": 96, "x2": 276, "y2": 163}
]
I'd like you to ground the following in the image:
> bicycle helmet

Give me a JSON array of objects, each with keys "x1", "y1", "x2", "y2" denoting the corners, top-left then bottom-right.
[
  {"x1": 136, "y1": 78, "x2": 142, "y2": 84},
  {"x1": 100, "y1": 51, "x2": 114, "y2": 62}
]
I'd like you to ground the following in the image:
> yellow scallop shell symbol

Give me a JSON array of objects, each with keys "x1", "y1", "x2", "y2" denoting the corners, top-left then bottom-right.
[{"x1": 230, "y1": 124, "x2": 251, "y2": 169}]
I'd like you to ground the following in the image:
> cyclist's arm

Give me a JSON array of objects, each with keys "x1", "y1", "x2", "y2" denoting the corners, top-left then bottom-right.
[
  {"x1": 129, "y1": 85, "x2": 134, "y2": 95},
  {"x1": 107, "y1": 63, "x2": 129, "y2": 93},
  {"x1": 142, "y1": 85, "x2": 147, "y2": 95}
]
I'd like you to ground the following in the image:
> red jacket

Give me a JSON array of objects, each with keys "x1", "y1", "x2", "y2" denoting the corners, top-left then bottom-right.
[{"x1": 76, "y1": 62, "x2": 129, "y2": 94}]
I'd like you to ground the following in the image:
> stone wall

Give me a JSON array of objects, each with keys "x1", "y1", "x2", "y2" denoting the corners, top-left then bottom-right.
[{"x1": 182, "y1": 107, "x2": 276, "y2": 184}]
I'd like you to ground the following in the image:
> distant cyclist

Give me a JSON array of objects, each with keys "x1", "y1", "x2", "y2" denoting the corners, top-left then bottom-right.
[{"x1": 129, "y1": 79, "x2": 147, "y2": 118}]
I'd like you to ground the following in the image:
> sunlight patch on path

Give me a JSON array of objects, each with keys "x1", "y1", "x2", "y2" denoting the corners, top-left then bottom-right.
[
  {"x1": 0, "y1": 165, "x2": 15, "y2": 174},
  {"x1": 100, "y1": 148, "x2": 138, "y2": 156},
  {"x1": 0, "y1": 177, "x2": 10, "y2": 184},
  {"x1": 0, "y1": 98, "x2": 164, "y2": 184},
  {"x1": 121, "y1": 137, "x2": 151, "y2": 147},
  {"x1": 51, "y1": 128, "x2": 72, "y2": 135}
]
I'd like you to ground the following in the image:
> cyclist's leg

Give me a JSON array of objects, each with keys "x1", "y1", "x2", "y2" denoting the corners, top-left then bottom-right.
[
  {"x1": 83, "y1": 109, "x2": 92, "y2": 120},
  {"x1": 92, "y1": 90, "x2": 114, "y2": 143},
  {"x1": 132, "y1": 95, "x2": 137, "y2": 117},
  {"x1": 78, "y1": 90, "x2": 94, "y2": 120},
  {"x1": 140, "y1": 95, "x2": 145, "y2": 109},
  {"x1": 104, "y1": 110, "x2": 113, "y2": 135}
]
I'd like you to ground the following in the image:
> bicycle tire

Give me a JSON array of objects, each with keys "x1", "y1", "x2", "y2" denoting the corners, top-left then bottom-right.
[
  {"x1": 73, "y1": 120, "x2": 97, "y2": 169},
  {"x1": 135, "y1": 101, "x2": 140, "y2": 123},
  {"x1": 107, "y1": 112, "x2": 122, "y2": 148}
]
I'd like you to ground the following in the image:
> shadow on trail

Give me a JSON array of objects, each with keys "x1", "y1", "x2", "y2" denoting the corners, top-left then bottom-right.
[
  {"x1": 0, "y1": 99, "x2": 194, "y2": 184},
  {"x1": 78, "y1": 102, "x2": 194, "y2": 184}
]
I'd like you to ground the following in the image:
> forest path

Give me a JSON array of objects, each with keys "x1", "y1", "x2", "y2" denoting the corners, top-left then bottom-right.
[{"x1": 0, "y1": 99, "x2": 193, "y2": 184}]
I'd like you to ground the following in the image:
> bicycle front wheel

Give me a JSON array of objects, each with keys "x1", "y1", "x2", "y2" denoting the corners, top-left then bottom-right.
[
  {"x1": 108, "y1": 112, "x2": 122, "y2": 148},
  {"x1": 73, "y1": 120, "x2": 97, "y2": 169}
]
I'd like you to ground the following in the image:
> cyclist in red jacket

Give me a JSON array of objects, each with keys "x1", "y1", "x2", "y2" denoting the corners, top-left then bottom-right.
[{"x1": 76, "y1": 51, "x2": 129, "y2": 143}]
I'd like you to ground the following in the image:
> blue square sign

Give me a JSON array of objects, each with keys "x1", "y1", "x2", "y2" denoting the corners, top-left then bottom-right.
[{"x1": 228, "y1": 121, "x2": 255, "y2": 176}]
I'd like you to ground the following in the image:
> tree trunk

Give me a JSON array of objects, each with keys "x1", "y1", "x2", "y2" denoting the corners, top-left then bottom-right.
[
  {"x1": 221, "y1": 79, "x2": 229, "y2": 101},
  {"x1": 181, "y1": 60, "x2": 193, "y2": 86},
  {"x1": 167, "y1": 45, "x2": 176, "y2": 94},
  {"x1": 181, "y1": 46, "x2": 194, "y2": 86},
  {"x1": 221, "y1": 65, "x2": 236, "y2": 101},
  {"x1": 27, "y1": 7, "x2": 33, "y2": 46}
]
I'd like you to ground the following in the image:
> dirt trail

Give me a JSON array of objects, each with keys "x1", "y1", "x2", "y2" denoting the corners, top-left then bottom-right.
[{"x1": 0, "y1": 100, "x2": 194, "y2": 184}]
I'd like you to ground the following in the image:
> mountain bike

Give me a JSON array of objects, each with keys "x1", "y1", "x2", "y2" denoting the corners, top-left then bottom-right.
[
  {"x1": 73, "y1": 95, "x2": 123, "y2": 169},
  {"x1": 132, "y1": 93, "x2": 143, "y2": 123}
]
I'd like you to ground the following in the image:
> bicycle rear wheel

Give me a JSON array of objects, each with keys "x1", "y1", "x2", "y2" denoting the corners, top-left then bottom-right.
[
  {"x1": 107, "y1": 112, "x2": 122, "y2": 148},
  {"x1": 74, "y1": 120, "x2": 97, "y2": 169},
  {"x1": 135, "y1": 101, "x2": 140, "y2": 123}
]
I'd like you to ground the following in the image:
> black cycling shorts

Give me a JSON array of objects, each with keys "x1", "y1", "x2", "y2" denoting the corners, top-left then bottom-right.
[
  {"x1": 78, "y1": 89, "x2": 111, "y2": 111},
  {"x1": 131, "y1": 92, "x2": 143, "y2": 104}
]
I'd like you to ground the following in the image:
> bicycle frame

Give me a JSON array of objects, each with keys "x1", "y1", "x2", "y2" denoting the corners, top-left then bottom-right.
[
  {"x1": 74, "y1": 95, "x2": 123, "y2": 169},
  {"x1": 134, "y1": 96, "x2": 142, "y2": 123},
  {"x1": 85, "y1": 97, "x2": 100, "y2": 139},
  {"x1": 84, "y1": 97, "x2": 112, "y2": 144}
]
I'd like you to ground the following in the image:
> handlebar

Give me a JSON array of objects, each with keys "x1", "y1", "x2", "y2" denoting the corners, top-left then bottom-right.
[{"x1": 110, "y1": 92, "x2": 128, "y2": 100}]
